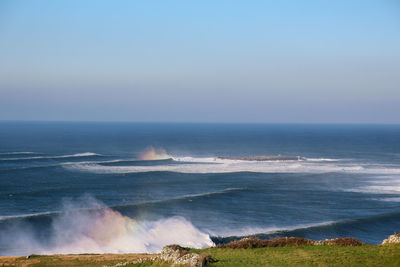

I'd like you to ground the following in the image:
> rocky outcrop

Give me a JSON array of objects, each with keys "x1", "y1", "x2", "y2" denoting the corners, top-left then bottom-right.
[
  {"x1": 382, "y1": 233, "x2": 400, "y2": 244},
  {"x1": 160, "y1": 245, "x2": 213, "y2": 267},
  {"x1": 160, "y1": 245, "x2": 188, "y2": 262},
  {"x1": 173, "y1": 253, "x2": 202, "y2": 266}
]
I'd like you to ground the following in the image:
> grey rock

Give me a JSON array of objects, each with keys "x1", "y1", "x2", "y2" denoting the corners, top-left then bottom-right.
[
  {"x1": 160, "y1": 244, "x2": 189, "y2": 262},
  {"x1": 160, "y1": 245, "x2": 212, "y2": 267},
  {"x1": 382, "y1": 233, "x2": 400, "y2": 244}
]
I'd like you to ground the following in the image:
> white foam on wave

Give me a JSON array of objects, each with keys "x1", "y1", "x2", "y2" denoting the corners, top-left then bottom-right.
[
  {"x1": 344, "y1": 175, "x2": 400, "y2": 195},
  {"x1": 211, "y1": 220, "x2": 337, "y2": 237},
  {"x1": 173, "y1": 156, "x2": 223, "y2": 163},
  {"x1": 0, "y1": 196, "x2": 213, "y2": 255},
  {"x1": 305, "y1": 158, "x2": 342, "y2": 162},
  {"x1": 58, "y1": 152, "x2": 100, "y2": 158},
  {"x1": 0, "y1": 211, "x2": 60, "y2": 221},
  {"x1": 66, "y1": 158, "x2": 398, "y2": 175},
  {"x1": 376, "y1": 197, "x2": 400, "y2": 202},
  {"x1": 360, "y1": 185, "x2": 400, "y2": 194},
  {"x1": 0, "y1": 152, "x2": 101, "y2": 161},
  {"x1": 174, "y1": 156, "x2": 344, "y2": 163},
  {"x1": 63, "y1": 155, "x2": 400, "y2": 195}
]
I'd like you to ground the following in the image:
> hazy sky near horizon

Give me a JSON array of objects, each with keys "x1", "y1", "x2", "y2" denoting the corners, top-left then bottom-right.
[{"x1": 0, "y1": 0, "x2": 399, "y2": 123}]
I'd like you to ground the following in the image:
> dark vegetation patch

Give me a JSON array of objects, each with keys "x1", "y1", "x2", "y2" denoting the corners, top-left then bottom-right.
[
  {"x1": 216, "y1": 237, "x2": 314, "y2": 248},
  {"x1": 216, "y1": 237, "x2": 365, "y2": 249}
]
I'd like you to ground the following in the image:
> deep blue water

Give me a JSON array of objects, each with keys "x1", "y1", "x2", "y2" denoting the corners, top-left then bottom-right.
[{"x1": 1, "y1": 122, "x2": 400, "y2": 255}]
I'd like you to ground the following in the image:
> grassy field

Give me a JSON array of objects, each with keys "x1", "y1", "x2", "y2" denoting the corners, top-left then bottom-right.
[
  {"x1": 1, "y1": 244, "x2": 400, "y2": 266},
  {"x1": 192, "y1": 244, "x2": 400, "y2": 267}
]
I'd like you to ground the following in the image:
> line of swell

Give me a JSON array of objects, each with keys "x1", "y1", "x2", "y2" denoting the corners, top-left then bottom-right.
[
  {"x1": 0, "y1": 210, "x2": 61, "y2": 221},
  {"x1": 0, "y1": 152, "x2": 39, "y2": 155},
  {"x1": 0, "y1": 188, "x2": 245, "y2": 222},
  {"x1": 0, "y1": 159, "x2": 150, "y2": 172},
  {"x1": 0, "y1": 152, "x2": 101, "y2": 161},
  {"x1": 116, "y1": 187, "x2": 246, "y2": 208},
  {"x1": 211, "y1": 220, "x2": 337, "y2": 238},
  {"x1": 0, "y1": 159, "x2": 145, "y2": 172},
  {"x1": 0, "y1": 160, "x2": 105, "y2": 171}
]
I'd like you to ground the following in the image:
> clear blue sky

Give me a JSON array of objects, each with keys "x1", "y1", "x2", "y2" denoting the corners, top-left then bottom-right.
[{"x1": 0, "y1": 0, "x2": 399, "y2": 123}]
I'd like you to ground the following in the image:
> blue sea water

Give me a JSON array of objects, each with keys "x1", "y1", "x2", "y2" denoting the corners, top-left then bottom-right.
[{"x1": 1, "y1": 122, "x2": 400, "y2": 255}]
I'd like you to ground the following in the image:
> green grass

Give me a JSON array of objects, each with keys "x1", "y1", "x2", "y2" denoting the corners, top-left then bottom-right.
[
  {"x1": 2, "y1": 245, "x2": 400, "y2": 266},
  {"x1": 192, "y1": 244, "x2": 400, "y2": 267},
  {"x1": 115, "y1": 245, "x2": 400, "y2": 267}
]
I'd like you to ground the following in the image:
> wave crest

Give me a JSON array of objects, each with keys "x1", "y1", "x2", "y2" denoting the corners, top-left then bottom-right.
[
  {"x1": 0, "y1": 152, "x2": 38, "y2": 155},
  {"x1": 0, "y1": 152, "x2": 100, "y2": 161},
  {"x1": 0, "y1": 196, "x2": 213, "y2": 255}
]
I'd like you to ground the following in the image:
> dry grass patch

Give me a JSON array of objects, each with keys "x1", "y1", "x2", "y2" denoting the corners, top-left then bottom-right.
[{"x1": 0, "y1": 253, "x2": 156, "y2": 267}]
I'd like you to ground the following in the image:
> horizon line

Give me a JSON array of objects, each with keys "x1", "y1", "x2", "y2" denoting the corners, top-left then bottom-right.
[{"x1": 0, "y1": 120, "x2": 399, "y2": 126}]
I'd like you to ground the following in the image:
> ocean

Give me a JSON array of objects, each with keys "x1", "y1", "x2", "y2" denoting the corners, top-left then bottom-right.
[{"x1": 1, "y1": 121, "x2": 400, "y2": 255}]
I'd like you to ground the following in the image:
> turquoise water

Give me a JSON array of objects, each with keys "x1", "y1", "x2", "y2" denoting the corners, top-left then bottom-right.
[{"x1": 1, "y1": 122, "x2": 400, "y2": 255}]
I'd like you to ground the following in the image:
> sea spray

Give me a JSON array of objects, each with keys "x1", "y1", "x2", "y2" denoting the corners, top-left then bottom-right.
[
  {"x1": 0, "y1": 196, "x2": 213, "y2": 255},
  {"x1": 66, "y1": 159, "x2": 372, "y2": 174},
  {"x1": 139, "y1": 147, "x2": 171, "y2": 160}
]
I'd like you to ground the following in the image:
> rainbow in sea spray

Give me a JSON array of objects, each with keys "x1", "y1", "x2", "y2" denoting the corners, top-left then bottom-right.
[
  {"x1": 139, "y1": 147, "x2": 172, "y2": 161},
  {"x1": 0, "y1": 196, "x2": 213, "y2": 255}
]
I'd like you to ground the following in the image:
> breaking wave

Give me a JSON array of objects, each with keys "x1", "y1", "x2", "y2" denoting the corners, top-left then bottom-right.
[
  {"x1": 0, "y1": 196, "x2": 213, "y2": 256},
  {"x1": 2, "y1": 196, "x2": 400, "y2": 255},
  {"x1": 64, "y1": 156, "x2": 400, "y2": 175}
]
